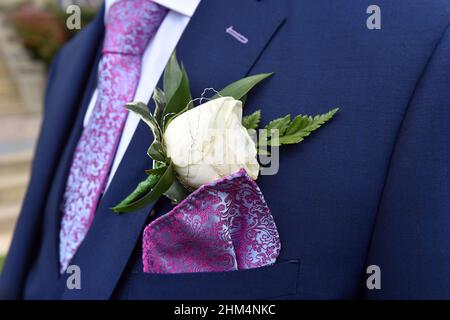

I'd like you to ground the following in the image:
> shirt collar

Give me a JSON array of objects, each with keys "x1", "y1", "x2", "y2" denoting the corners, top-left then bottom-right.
[{"x1": 105, "y1": 0, "x2": 201, "y2": 17}]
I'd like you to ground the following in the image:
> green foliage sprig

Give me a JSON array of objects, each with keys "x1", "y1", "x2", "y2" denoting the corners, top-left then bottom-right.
[
  {"x1": 112, "y1": 53, "x2": 271, "y2": 213},
  {"x1": 243, "y1": 108, "x2": 339, "y2": 152},
  {"x1": 113, "y1": 53, "x2": 339, "y2": 214}
]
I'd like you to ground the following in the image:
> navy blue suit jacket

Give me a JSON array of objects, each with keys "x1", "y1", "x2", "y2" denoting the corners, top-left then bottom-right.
[{"x1": 1, "y1": 0, "x2": 450, "y2": 299}]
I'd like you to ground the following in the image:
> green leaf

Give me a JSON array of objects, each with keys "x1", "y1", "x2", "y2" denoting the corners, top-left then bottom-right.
[
  {"x1": 258, "y1": 128, "x2": 269, "y2": 147},
  {"x1": 147, "y1": 141, "x2": 166, "y2": 162},
  {"x1": 112, "y1": 174, "x2": 160, "y2": 213},
  {"x1": 285, "y1": 114, "x2": 312, "y2": 135},
  {"x1": 265, "y1": 114, "x2": 291, "y2": 135},
  {"x1": 163, "y1": 52, "x2": 182, "y2": 103},
  {"x1": 241, "y1": 94, "x2": 248, "y2": 107},
  {"x1": 263, "y1": 114, "x2": 291, "y2": 147},
  {"x1": 152, "y1": 88, "x2": 166, "y2": 125},
  {"x1": 145, "y1": 166, "x2": 167, "y2": 175},
  {"x1": 257, "y1": 148, "x2": 271, "y2": 156},
  {"x1": 212, "y1": 73, "x2": 273, "y2": 101},
  {"x1": 0, "y1": 255, "x2": 5, "y2": 273},
  {"x1": 163, "y1": 65, "x2": 192, "y2": 128},
  {"x1": 124, "y1": 101, "x2": 151, "y2": 118},
  {"x1": 278, "y1": 108, "x2": 339, "y2": 145},
  {"x1": 125, "y1": 102, "x2": 162, "y2": 143},
  {"x1": 163, "y1": 177, "x2": 190, "y2": 204},
  {"x1": 242, "y1": 110, "x2": 261, "y2": 130},
  {"x1": 112, "y1": 161, "x2": 175, "y2": 213}
]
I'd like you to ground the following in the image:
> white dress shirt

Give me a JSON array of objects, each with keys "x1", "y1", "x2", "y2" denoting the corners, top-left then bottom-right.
[{"x1": 84, "y1": 0, "x2": 201, "y2": 190}]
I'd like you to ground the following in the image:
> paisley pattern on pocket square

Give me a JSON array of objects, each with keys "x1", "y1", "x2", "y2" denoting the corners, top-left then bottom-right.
[{"x1": 142, "y1": 168, "x2": 281, "y2": 273}]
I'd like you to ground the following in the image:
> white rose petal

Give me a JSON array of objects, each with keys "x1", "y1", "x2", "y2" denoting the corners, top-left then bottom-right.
[{"x1": 163, "y1": 96, "x2": 259, "y2": 188}]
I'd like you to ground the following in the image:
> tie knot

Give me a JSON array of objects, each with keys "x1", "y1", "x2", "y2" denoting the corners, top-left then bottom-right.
[{"x1": 103, "y1": 0, "x2": 167, "y2": 56}]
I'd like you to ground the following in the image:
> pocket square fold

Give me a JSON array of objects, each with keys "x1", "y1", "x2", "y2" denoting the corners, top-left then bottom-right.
[{"x1": 142, "y1": 168, "x2": 281, "y2": 273}]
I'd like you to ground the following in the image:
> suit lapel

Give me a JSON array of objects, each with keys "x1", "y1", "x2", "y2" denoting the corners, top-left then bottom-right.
[{"x1": 61, "y1": 0, "x2": 287, "y2": 299}]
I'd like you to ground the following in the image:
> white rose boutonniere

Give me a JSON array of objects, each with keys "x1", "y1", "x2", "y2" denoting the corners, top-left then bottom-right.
[
  {"x1": 164, "y1": 96, "x2": 259, "y2": 188},
  {"x1": 113, "y1": 54, "x2": 338, "y2": 213}
]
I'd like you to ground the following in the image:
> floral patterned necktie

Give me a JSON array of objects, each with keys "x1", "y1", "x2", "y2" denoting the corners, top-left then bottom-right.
[{"x1": 59, "y1": 0, "x2": 167, "y2": 273}]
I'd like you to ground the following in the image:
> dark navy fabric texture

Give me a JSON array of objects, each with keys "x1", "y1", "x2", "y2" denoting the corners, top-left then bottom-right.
[{"x1": 1, "y1": 0, "x2": 450, "y2": 299}]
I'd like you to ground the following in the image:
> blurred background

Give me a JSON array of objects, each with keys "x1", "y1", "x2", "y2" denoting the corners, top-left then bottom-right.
[{"x1": 0, "y1": 0, "x2": 101, "y2": 270}]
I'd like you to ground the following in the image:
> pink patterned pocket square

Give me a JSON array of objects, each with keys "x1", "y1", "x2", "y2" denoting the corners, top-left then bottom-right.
[{"x1": 142, "y1": 168, "x2": 281, "y2": 273}]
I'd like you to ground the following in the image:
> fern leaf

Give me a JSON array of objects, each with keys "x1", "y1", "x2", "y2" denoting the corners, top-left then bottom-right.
[
  {"x1": 242, "y1": 110, "x2": 261, "y2": 129},
  {"x1": 278, "y1": 108, "x2": 339, "y2": 145}
]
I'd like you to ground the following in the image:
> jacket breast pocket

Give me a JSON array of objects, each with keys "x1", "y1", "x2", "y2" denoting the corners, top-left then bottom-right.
[{"x1": 116, "y1": 260, "x2": 301, "y2": 300}]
